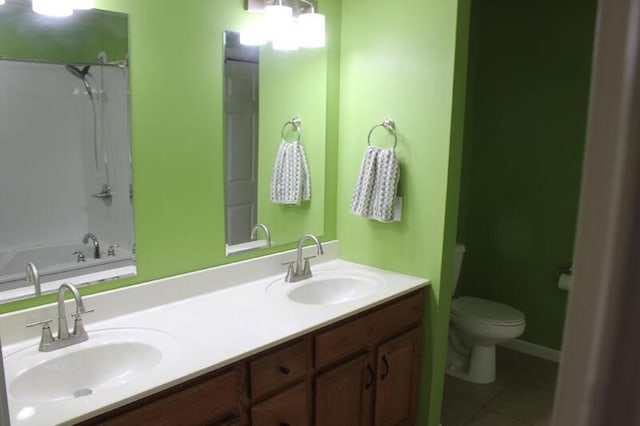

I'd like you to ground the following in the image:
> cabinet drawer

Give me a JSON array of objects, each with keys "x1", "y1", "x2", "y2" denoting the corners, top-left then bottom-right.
[
  {"x1": 87, "y1": 369, "x2": 239, "y2": 426},
  {"x1": 251, "y1": 382, "x2": 310, "y2": 426},
  {"x1": 315, "y1": 291, "x2": 424, "y2": 368},
  {"x1": 250, "y1": 339, "x2": 310, "y2": 400}
]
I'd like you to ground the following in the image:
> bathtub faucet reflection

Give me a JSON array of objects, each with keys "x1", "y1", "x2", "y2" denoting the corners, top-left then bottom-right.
[
  {"x1": 26, "y1": 262, "x2": 41, "y2": 297},
  {"x1": 82, "y1": 233, "x2": 101, "y2": 259}
]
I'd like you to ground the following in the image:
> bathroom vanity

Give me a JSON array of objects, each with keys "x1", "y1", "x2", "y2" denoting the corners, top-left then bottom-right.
[
  {"x1": 79, "y1": 290, "x2": 423, "y2": 425},
  {"x1": 0, "y1": 242, "x2": 428, "y2": 425}
]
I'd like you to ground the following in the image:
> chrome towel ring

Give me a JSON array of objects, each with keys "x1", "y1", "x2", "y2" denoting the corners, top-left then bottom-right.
[
  {"x1": 281, "y1": 116, "x2": 302, "y2": 143},
  {"x1": 367, "y1": 118, "x2": 397, "y2": 150}
]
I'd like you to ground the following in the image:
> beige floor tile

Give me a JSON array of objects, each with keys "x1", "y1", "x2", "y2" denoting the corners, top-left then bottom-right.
[
  {"x1": 497, "y1": 347, "x2": 559, "y2": 389},
  {"x1": 487, "y1": 382, "x2": 555, "y2": 424},
  {"x1": 441, "y1": 375, "x2": 504, "y2": 426},
  {"x1": 464, "y1": 409, "x2": 529, "y2": 426},
  {"x1": 441, "y1": 348, "x2": 557, "y2": 426}
]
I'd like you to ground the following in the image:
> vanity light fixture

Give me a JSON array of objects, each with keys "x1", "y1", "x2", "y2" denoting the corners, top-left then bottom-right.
[
  {"x1": 71, "y1": 0, "x2": 93, "y2": 10},
  {"x1": 32, "y1": 0, "x2": 73, "y2": 17},
  {"x1": 242, "y1": 0, "x2": 325, "y2": 50},
  {"x1": 298, "y1": 5, "x2": 325, "y2": 48},
  {"x1": 265, "y1": 1, "x2": 297, "y2": 51},
  {"x1": 32, "y1": 0, "x2": 93, "y2": 17},
  {"x1": 239, "y1": 19, "x2": 269, "y2": 46}
]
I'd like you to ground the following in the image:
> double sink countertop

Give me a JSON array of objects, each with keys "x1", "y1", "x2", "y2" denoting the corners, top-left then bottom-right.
[{"x1": 0, "y1": 241, "x2": 429, "y2": 425}]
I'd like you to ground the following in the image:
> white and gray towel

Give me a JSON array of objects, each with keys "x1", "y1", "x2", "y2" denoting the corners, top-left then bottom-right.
[
  {"x1": 350, "y1": 146, "x2": 400, "y2": 222},
  {"x1": 270, "y1": 140, "x2": 311, "y2": 205}
]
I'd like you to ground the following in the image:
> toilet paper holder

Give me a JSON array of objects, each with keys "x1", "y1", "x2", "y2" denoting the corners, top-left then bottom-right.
[{"x1": 557, "y1": 263, "x2": 573, "y2": 278}]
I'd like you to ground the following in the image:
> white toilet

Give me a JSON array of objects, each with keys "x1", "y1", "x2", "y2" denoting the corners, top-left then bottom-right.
[{"x1": 446, "y1": 244, "x2": 526, "y2": 384}]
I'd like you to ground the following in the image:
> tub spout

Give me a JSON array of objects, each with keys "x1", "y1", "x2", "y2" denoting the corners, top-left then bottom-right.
[
  {"x1": 82, "y1": 233, "x2": 101, "y2": 259},
  {"x1": 26, "y1": 262, "x2": 41, "y2": 297}
]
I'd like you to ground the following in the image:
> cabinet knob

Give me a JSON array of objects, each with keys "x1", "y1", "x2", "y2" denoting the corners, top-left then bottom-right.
[
  {"x1": 279, "y1": 366, "x2": 291, "y2": 375},
  {"x1": 280, "y1": 422, "x2": 290, "y2": 426}
]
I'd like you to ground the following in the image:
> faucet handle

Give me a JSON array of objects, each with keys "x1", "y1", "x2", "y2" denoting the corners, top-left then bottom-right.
[
  {"x1": 27, "y1": 319, "x2": 54, "y2": 347},
  {"x1": 72, "y1": 308, "x2": 95, "y2": 317},
  {"x1": 281, "y1": 261, "x2": 296, "y2": 282},
  {"x1": 107, "y1": 244, "x2": 119, "y2": 256},
  {"x1": 303, "y1": 256, "x2": 316, "y2": 275},
  {"x1": 72, "y1": 250, "x2": 86, "y2": 262},
  {"x1": 71, "y1": 309, "x2": 94, "y2": 337},
  {"x1": 26, "y1": 318, "x2": 52, "y2": 328}
]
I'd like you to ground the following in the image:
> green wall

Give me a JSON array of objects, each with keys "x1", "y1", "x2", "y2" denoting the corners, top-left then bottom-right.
[
  {"x1": 0, "y1": 0, "x2": 340, "y2": 313},
  {"x1": 457, "y1": 0, "x2": 597, "y2": 350},
  {"x1": 336, "y1": 0, "x2": 468, "y2": 424},
  {"x1": 257, "y1": 47, "x2": 327, "y2": 244}
]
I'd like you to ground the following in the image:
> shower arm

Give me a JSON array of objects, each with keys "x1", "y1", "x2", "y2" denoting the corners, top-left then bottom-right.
[{"x1": 296, "y1": 0, "x2": 315, "y2": 13}]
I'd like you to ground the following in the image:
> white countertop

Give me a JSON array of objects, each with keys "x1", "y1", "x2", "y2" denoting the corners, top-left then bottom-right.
[{"x1": 0, "y1": 241, "x2": 429, "y2": 425}]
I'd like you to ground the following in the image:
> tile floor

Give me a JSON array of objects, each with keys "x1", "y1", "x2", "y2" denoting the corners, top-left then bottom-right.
[{"x1": 440, "y1": 347, "x2": 559, "y2": 426}]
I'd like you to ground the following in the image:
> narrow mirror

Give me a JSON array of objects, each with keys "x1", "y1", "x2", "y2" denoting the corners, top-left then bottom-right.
[{"x1": 223, "y1": 30, "x2": 327, "y2": 256}]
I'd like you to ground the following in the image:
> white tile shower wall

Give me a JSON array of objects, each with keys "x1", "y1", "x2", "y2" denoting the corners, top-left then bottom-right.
[
  {"x1": 80, "y1": 65, "x2": 134, "y2": 255},
  {"x1": 0, "y1": 61, "x2": 89, "y2": 252}
]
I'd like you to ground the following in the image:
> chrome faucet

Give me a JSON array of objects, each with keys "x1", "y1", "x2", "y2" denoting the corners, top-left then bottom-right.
[
  {"x1": 26, "y1": 262, "x2": 41, "y2": 297},
  {"x1": 82, "y1": 232, "x2": 101, "y2": 259},
  {"x1": 284, "y1": 234, "x2": 324, "y2": 283},
  {"x1": 26, "y1": 283, "x2": 93, "y2": 352},
  {"x1": 251, "y1": 223, "x2": 272, "y2": 248}
]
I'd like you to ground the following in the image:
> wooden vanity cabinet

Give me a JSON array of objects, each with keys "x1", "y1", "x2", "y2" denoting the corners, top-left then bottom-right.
[
  {"x1": 248, "y1": 338, "x2": 312, "y2": 426},
  {"x1": 374, "y1": 328, "x2": 422, "y2": 426},
  {"x1": 79, "y1": 289, "x2": 424, "y2": 426},
  {"x1": 313, "y1": 291, "x2": 424, "y2": 426},
  {"x1": 315, "y1": 353, "x2": 375, "y2": 425},
  {"x1": 251, "y1": 382, "x2": 310, "y2": 426},
  {"x1": 77, "y1": 366, "x2": 245, "y2": 426},
  {"x1": 313, "y1": 328, "x2": 421, "y2": 426}
]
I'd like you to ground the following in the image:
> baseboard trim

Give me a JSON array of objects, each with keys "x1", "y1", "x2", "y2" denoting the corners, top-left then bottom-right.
[{"x1": 499, "y1": 339, "x2": 560, "y2": 363}]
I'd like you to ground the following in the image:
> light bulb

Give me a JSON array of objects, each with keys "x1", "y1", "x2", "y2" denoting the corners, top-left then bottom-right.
[
  {"x1": 0, "y1": 0, "x2": 5, "y2": 5},
  {"x1": 298, "y1": 12, "x2": 325, "y2": 48},
  {"x1": 240, "y1": 19, "x2": 268, "y2": 46},
  {"x1": 264, "y1": 4, "x2": 292, "y2": 41},
  {"x1": 272, "y1": 21, "x2": 300, "y2": 51},
  {"x1": 32, "y1": 0, "x2": 73, "y2": 17}
]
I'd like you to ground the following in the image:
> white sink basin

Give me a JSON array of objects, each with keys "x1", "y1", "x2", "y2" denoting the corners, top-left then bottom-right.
[
  {"x1": 5, "y1": 328, "x2": 178, "y2": 403},
  {"x1": 270, "y1": 271, "x2": 385, "y2": 305}
]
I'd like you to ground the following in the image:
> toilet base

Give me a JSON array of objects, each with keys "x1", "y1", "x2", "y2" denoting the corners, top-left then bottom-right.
[{"x1": 446, "y1": 344, "x2": 496, "y2": 384}]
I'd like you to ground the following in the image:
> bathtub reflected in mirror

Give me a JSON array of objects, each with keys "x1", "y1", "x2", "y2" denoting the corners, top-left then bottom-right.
[{"x1": 0, "y1": 5, "x2": 134, "y2": 302}]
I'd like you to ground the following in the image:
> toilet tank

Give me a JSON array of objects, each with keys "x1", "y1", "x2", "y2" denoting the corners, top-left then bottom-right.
[{"x1": 453, "y1": 244, "x2": 466, "y2": 294}]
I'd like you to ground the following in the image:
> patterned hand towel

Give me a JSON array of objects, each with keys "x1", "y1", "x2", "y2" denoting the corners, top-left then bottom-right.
[
  {"x1": 350, "y1": 146, "x2": 400, "y2": 222},
  {"x1": 270, "y1": 140, "x2": 311, "y2": 204}
]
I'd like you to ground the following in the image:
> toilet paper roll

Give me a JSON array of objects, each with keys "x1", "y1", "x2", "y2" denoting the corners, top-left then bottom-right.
[{"x1": 558, "y1": 273, "x2": 572, "y2": 291}]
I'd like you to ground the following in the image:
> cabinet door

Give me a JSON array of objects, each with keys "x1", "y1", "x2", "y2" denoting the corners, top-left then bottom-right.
[
  {"x1": 315, "y1": 353, "x2": 375, "y2": 426},
  {"x1": 374, "y1": 328, "x2": 422, "y2": 426},
  {"x1": 252, "y1": 382, "x2": 309, "y2": 426}
]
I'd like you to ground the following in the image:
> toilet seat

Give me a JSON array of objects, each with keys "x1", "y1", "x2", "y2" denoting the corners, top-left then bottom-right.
[{"x1": 451, "y1": 296, "x2": 524, "y2": 326}]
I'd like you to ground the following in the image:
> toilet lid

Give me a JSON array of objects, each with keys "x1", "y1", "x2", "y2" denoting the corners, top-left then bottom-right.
[{"x1": 451, "y1": 296, "x2": 525, "y2": 325}]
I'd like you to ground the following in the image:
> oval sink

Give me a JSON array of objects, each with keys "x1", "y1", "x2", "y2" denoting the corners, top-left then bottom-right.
[
  {"x1": 5, "y1": 328, "x2": 177, "y2": 403},
  {"x1": 285, "y1": 272, "x2": 384, "y2": 305}
]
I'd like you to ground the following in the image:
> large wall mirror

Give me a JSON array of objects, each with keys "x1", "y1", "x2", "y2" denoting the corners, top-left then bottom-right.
[
  {"x1": 0, "y1": 1, "x2": 134, "y2": 302},
  {"x1": 223, "y1": 30, "x2": 327, "y2": 255}
]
